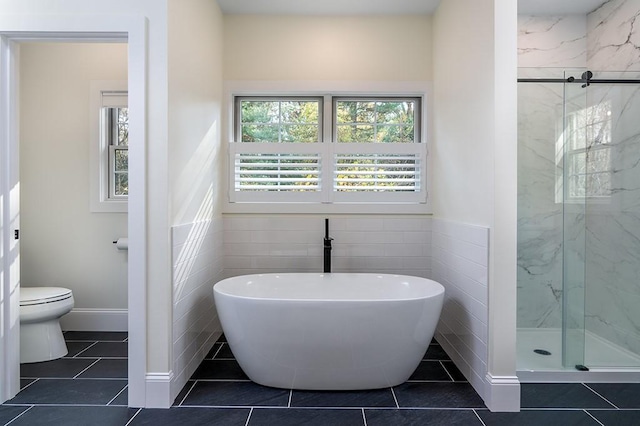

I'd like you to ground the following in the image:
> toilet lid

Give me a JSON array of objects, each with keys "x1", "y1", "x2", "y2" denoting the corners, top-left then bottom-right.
[{"x1": 20, "y1": 287, "x2": 73, "y2": 306}]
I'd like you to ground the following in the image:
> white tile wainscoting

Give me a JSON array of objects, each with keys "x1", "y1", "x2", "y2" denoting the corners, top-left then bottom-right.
[
  {"x1": 222, "y1": 215, "x2": 432, "y2": 278},
  {"x1": 432, "y1": 219, "x2": 490, "y2": 406},
  {"x1": 171, "y1": 218, "x2": 224, "y2": 402}
]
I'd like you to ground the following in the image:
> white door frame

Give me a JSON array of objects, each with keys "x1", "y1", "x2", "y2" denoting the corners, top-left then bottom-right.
[{"x1": 0, "y1": 15, "x2": 148, "y2": 407}]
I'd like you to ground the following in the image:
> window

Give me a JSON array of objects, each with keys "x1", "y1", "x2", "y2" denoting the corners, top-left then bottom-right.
[
  {"x1": 230, "y1": 95, "x2": 425, "y2": 205},
  {"x1": 106, "y1": 106, "x2": 129, "y2": 198},
  {"x1": 90, "y1": 81, "x2": 128, "y2": 212},
  {"x1": 563, "y1": 99, "x2": 612, "y2": 201}
]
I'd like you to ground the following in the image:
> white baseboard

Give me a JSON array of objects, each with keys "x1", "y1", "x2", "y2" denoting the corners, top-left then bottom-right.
[
  {"x1": 60, "y1": 308, "x2": 128, "y2": 332},
  {"x1": 145, "y1": 372, "x2": 173, "y2": 408},
  {"x1": 484, "y1": 374, "x2": 521, "y2": 412}
]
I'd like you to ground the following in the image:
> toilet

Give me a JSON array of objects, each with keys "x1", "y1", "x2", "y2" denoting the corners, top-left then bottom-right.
[{"x1": 20, "y1": 287, "x2": 74, "y2": 364}]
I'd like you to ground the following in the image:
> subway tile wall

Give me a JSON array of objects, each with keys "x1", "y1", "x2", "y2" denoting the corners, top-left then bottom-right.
[
  {"x1": 171, "y1": 218, "x2": 224, "y2": 400},
  {"x1": 432, "y1": 219, "x2": 489, "y2": 404},
  {"x1": 222, "y1": 215, "x2": 432, "y2": 278}
]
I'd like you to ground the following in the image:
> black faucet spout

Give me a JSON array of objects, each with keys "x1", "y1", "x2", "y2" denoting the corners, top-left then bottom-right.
[{"x1": 324, "y1": 218, "x2": 333, "y2": 273}]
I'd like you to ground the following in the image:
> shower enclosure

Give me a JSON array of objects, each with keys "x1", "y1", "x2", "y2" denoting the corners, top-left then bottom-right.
[{"x1": 517, "y1": 68, "x2": 640, "y2": 379}]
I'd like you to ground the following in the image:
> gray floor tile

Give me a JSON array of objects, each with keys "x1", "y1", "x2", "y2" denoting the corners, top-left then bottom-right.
[
  {"x1": 586, "y1": 383, "x2": 640, "y2": 408},
  {"x1": 78, "y1": 342, "x2": 128, "y2": 358},
  {"x1": 214, "y1": 343, "x2": 235, "y2": 359},
  {"x1": 8, "y1": 378, "x2": 127, "y2": 405},
  {"x1": 0, "y1": 406, "x2": 29, "y2": 425},
  {"x1": 249, "y1": 408, "x2": 364, "y2": 426},
  {"x1": 64, "y1": 341, "x2": 95, "y2": 357},
  {"x1": 64, "y1": 331, "x2": 128, "y2": 342},
  {"x1": 8, "y1": 406, "x2": 137, "y2": 426},
  {"x1": 20, "y1": 358, "x2": 96, "y2": 378},
  {"x1": 291, "y1": 388, "x2": 396, "y2": 408},
  {"x1": 477, "y1": 409, "x2": 602, "y2": 426},
  {"x1": 394, "y1": 382, "x2": 485, "y2": 408},
  {"x1": 365, "y1": 408, "x2": 483, "y2": 426},
  {"x1": 109, "y1": 386, "x2": 129, "y2": 406},
  {"x1": 130, "y1": 407, "x2": 250, "y2": 426},
  {"x1": 521, "y1": 384, "x2": 615, "y2": 409},
  {"x1": 441, "y1": 360, "x2": 467, "y2": 381},
  {"x1": 588, "y1": 409, "x2": 640, "y2": 426},
  {"x1": 206, "y1": 343, "x2": 222, "y2": 359},
  {"x1": 181, "y1": 381, "x2": 289, "y2": 407},
  {"x1": 408, "y1": 360, "x2": 452, "y2": 381},
  {"x1": 77, "y1": 359, "x2": 128, "y2": 378},
  {"x1": 423, "y1": 344, "x2": 450, "y2": 360},
  {"x1": 190, "y1": 360, "x2": 248, "y2": 380},
  {"x1": 20, "y1": 378, "x2": 36, "y2": 390}
]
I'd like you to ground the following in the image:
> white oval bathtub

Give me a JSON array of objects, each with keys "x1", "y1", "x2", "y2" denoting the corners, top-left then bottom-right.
[{"x1": 213, "y1": 273, "x2": 445, "y2": 390}]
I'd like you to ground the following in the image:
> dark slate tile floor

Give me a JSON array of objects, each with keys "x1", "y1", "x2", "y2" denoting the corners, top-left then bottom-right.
[{"x1": 2, "y1": 332, "x2": 640, "y2": 425}]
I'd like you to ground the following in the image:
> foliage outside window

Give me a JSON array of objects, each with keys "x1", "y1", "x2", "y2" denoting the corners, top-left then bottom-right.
[
  {"x1": 107, "y1": 107, "x2": 129, "y2": 198},
  {"x1": 230, "y1": 96, "x2": 425, "y2": 204},
  {"x1": 564, "y1": 100, "x2": 611, "y2": 201}
]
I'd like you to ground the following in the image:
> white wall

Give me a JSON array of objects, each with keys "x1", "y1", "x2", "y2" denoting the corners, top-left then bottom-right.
[
  {"x1": 167, "y1": 0, "x2": 224, "y2": 403},
  {"x1": 19, "y1": 43, "x2": 128, "y2": 325},
  {"x1": 433, "y1": 0, "x2": 519, "y2": 412},
  {"x1": 221, "y1": 14, "x2": 434, "y2": 278},
  {"x1": 224, "y1": 15, "x2": 432, "y2": 81}
]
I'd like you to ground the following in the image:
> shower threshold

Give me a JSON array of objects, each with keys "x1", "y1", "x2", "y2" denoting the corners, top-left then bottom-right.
[{"x1": 517, "y1": 328, "x2": 640, "y2": 382}]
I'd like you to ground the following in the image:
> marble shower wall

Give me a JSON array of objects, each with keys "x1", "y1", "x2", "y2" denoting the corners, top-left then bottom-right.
[
  {"x1": 584, "y1": 0, "x2": 640, "y2": 358},
  {"x1": 517, "y1": 15, "x2": 587, "y2": 329},
  {"x1": 518, "y1": 0, "x2": 640, "y2": 358}
]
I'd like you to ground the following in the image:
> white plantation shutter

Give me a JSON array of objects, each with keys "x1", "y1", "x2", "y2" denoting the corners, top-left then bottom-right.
[
  {"x1": 332, "y1": 142, "x2": 425, "y2": 203},
  {"x1": 229, "y1": 143, "x2": 324, "y2": 202}
]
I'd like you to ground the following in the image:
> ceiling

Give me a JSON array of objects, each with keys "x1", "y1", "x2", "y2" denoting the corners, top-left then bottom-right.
[
  {"x1": 518, "y1": 0, "x2": 605, "y2": 15},
  {"x1": 216, "y1": 0, "x2": 607, "y2": 16}
]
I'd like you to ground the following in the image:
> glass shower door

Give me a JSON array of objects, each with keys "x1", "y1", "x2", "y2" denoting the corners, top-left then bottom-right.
[
  {"x1": 561, "y1": 69, "x2": 587, "y2": 370},
  {"x1": 582, "y1": 71, "x2": 640, "y2": 368}
]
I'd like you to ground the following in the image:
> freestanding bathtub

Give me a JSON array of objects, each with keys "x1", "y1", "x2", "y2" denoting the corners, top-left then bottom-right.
[{"x1": 213, "y1": 273, "x2": 445, "y2": 390}]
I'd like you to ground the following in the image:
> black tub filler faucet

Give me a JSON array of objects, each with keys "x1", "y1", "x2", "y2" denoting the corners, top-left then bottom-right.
[{"x1": 324, "y1": 218, "x2": 333, "y2": 273}]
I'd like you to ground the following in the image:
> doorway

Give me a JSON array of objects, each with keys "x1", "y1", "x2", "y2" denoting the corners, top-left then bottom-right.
[{"x1": 0, "y1": 19, "x2": 147, "y2": 407}]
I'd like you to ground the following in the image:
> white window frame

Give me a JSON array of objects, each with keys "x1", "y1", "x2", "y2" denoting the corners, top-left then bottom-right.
[
  {"x1": 224, "y1": 82, "x2": 431, "y2": 215},
  {"x1": 90, "y1": 80, "x2": 128, "y2": 213}
]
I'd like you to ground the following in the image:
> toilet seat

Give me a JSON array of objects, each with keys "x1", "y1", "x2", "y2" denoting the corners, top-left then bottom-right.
[{"x1": 20, "y1": 287, "x2": 73, "y2": 306}]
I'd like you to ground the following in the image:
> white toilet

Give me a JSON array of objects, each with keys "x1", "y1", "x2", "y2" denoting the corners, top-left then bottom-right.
[{"x1": 20, "y1": 287, "x2": 74, "y2": 364}]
